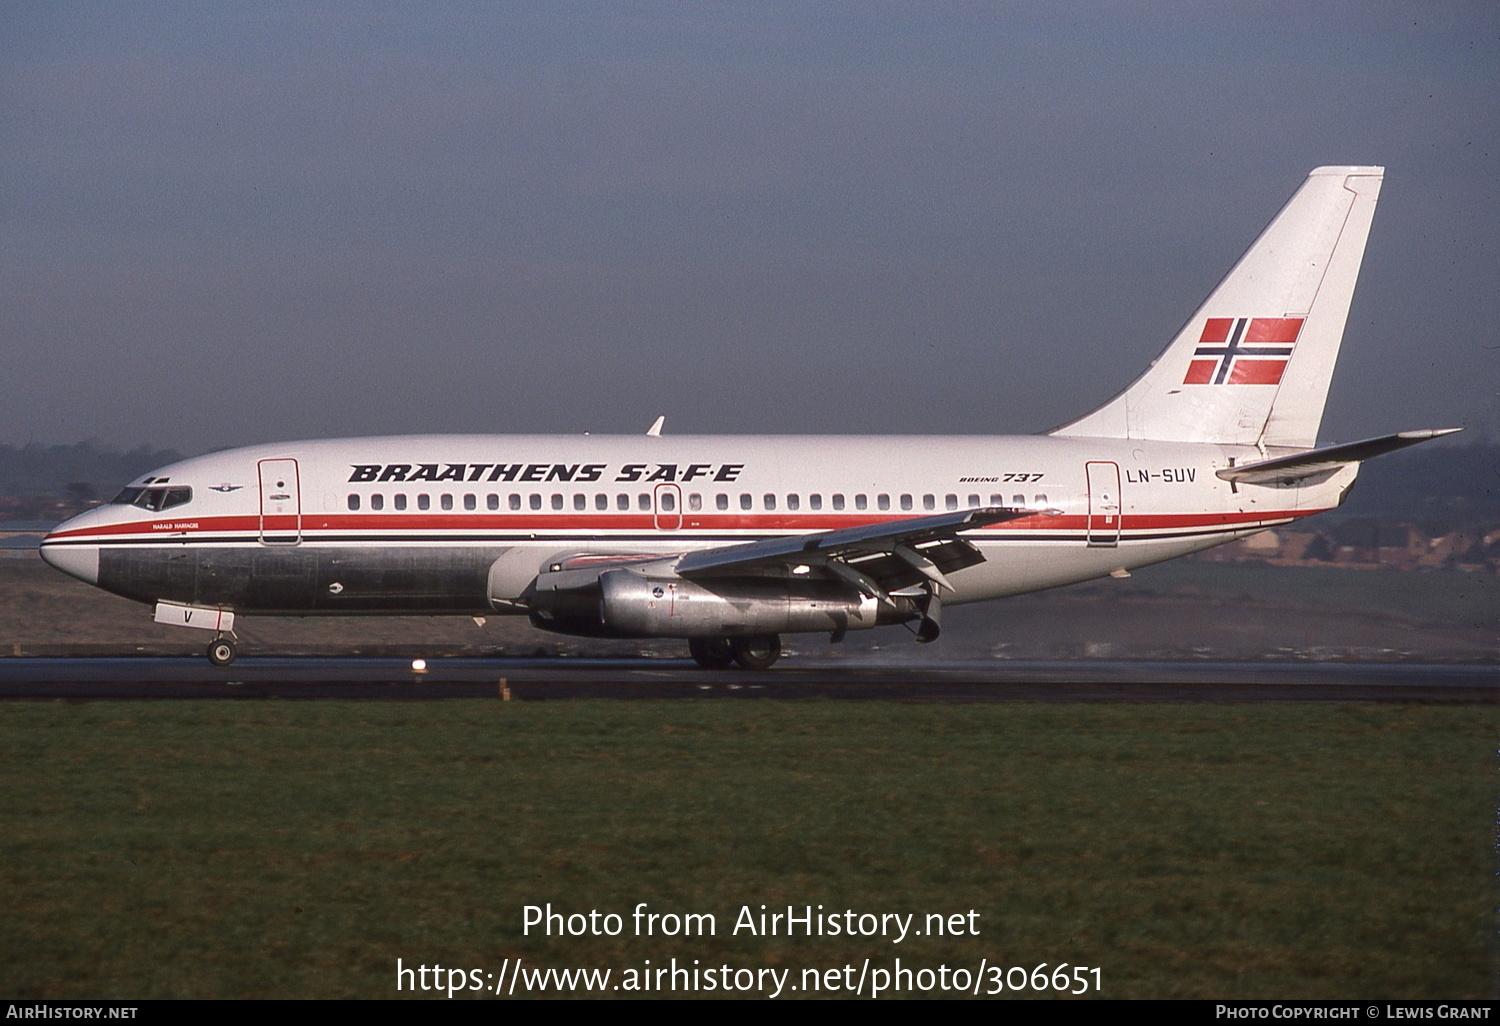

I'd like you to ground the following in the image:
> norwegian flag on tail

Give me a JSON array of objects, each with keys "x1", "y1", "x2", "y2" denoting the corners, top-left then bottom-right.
[{"x1": 1183, "y1": 317, "x2": 1303, "y2": 385}]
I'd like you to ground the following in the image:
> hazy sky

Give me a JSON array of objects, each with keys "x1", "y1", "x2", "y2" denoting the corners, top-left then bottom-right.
[{"x1": 3, "y1": 2, "x2": 1497, "y2": 451}]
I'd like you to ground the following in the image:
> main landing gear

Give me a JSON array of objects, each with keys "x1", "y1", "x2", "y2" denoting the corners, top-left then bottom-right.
[
  {"x1": 689, "y1": 634, "x2": 782, "y2": 670},
  {"x1": 206, "y1": 636, "x2": 237, "y2": 667}
]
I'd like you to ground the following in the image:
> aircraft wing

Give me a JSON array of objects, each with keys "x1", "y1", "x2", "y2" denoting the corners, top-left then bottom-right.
[
  {"x1": 1217, "y1": 428, "x2": 1461, "y2": 485},
  {"x1": 674, "y1": 506, "x2": 1038, "y2": 594}
]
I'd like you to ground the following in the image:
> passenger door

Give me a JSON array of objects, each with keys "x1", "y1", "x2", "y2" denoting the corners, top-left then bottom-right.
[
  {"x1": 1085, "y1": 461, "x2": 1121, "y2": 548},
  {"x1": 258, "y1": 458, "x2": 302, "y2": 545}
]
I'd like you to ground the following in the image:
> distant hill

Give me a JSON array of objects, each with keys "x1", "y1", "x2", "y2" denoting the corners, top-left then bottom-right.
[
  {"x1": 0, "y1": 442, "x2": 185, "y2": 501},
  {"x1": 1334, "y1": 441, "x2": 1499, "y2": 526}
]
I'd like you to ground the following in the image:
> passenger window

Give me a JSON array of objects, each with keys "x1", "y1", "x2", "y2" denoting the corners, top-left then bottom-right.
[
  {"x1": 786, "y1": 494, "x2": 799, "y2": 511},
  {"x1": 716, "y1": 494, "x2": 729, "y2": 511},
  {"x1": 922, "y1": 494, "x2": 935, "y2": 511},
  {"x1": 394, "y1": 494, "x2": 407, "y2": 511},
  {"x1": 968, "y1": 494, "x2": 980, "y2": 508},
  {"x1": 509, "y1": 494, "x2": 522, "y2": 511},
  {"x1": 529, "y1": 494, "x2": 541, "y2": 510},
  {"x1": 832, "y1": 494, "x2": 845, "y2": 510},
  {"x1": 440, "y1": 494, "x2": 453, "y2": 511},
  {"x1": 660, "y1": 492, "x2": 676, "y2": 512},
  {"x1": 740, "y1": 494, "x2": 752, "y2": 511},
  {"x1": 372, "y1": 494, "x2": 384, "y2": 511},
  {"x1": 463, "y1": 494, "x2": 476, "y2": 511},
  {"x1": 618, "y1": 494, "x2": 630, "y2": 510},
  {"x1": 877, "y1": 494, "x2": 889, "y2": 511},
  {"x1": 551, "y1": 494, "x2": 564, "y2": 510},
  {"x1": 900, "y1": 494, "x2": 913, "y2": 511},
  {"x1": 638, "y1": 494, "x2": 651, "y2": 511},
  {"x1": 1034, "y1": 494, "x2": 1048, "y2": 506},
  {"x1": 573, "y1": 494, "x2": 586, "y2": 511},
  {"x1": 347, "y1": 494, "x2": 360, "y2": 511},
  {"x1": 990, "y1": 494, "x2": 1004, "y2": 506},
  {"x1": 945, "y1": 494, "x2": 957, "y2": 511},
  {"x1": 809, "y1": 494, "x2": 822, "y2": 510},
  {"x1": 595, "y1": 494, "x2": 608, "y2": 511},
  {"x1": 688, "y1": 493, "x2": 702, "y2": 511},
  {"x1": 418, "y1": 494, "x2": 431, "y2": 511},
  {"x1": 1012, "y1": 494, "x2": 1025, "y2": 506},
  {"x1": 487, "y1": 494, "x2": 499, "y2": 511},
  {"x1": 764, "y1": 494, "x2": 777, "y2": 511},
  {"x1": 856, "y1": 494, "x2": 868, "y2": 510}
]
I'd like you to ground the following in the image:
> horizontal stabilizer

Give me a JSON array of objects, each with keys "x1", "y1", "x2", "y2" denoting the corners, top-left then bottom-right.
[{"x1": 1217, "y1": 428, "x2": 1461, "y2": 485}]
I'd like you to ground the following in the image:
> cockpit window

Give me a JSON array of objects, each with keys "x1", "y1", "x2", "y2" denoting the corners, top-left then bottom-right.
[{"x1": 111, "y1": 486, "x2": 192, "y2": 511}]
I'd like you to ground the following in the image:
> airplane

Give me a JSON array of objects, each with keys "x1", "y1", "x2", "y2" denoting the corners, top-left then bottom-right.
[{"x1": 40, "y1": 166, "x2": 1458, "y2": 668}]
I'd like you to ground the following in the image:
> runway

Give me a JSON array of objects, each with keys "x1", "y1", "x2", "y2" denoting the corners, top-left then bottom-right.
[{"x1": 0, "y1": 656, "x2": 1493, "y2": 702}]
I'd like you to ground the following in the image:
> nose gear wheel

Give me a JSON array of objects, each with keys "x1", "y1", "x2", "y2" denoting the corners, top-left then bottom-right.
[{"x1": 207, "y1": 637, "x2": 237, "y2": 666}]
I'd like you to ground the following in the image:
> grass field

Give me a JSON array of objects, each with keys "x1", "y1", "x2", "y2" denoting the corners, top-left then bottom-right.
[{"x1": 1, "y1": 699, "x2": 1494, "y2": 999}]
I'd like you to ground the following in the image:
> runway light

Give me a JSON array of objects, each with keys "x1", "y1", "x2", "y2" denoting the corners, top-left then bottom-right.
[{"x1": 411, "y1": 658, "x2": 428, "y2": 673}]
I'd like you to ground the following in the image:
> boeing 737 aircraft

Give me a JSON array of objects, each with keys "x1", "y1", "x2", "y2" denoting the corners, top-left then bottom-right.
[{"x1": 41, "y1": 166, "x2": 1455, "y2": 667}]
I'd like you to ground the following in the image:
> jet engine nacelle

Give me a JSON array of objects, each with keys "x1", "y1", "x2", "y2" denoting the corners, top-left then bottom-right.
[{"x1": 597, "y1": 569, "x2": 880, "y2": 638}]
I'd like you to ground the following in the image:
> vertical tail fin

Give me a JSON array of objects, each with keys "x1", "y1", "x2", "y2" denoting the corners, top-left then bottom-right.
[{"x1": 1052, "y1": 166, "x2": 1383, "y2": 448}]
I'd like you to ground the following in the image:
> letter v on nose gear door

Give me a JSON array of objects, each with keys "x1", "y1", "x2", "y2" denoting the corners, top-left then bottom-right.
[{"x1": 258, "y1": 458, "x2": 302, "y2": 544}]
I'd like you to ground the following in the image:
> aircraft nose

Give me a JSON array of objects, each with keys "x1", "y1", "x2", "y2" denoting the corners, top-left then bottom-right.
[{"x1": 39, "y1": 517, "x2": 101, "y2": 585}]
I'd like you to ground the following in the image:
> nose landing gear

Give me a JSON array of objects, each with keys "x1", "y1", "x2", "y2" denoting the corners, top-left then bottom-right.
[{"x1": 207, "y1": 636, "x2": 237, "y2": 667}]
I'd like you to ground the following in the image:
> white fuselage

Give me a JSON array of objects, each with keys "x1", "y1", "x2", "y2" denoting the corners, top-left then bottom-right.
[{"x1": 40, "y1": 432, "x2": 1355, "y2": 617}]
